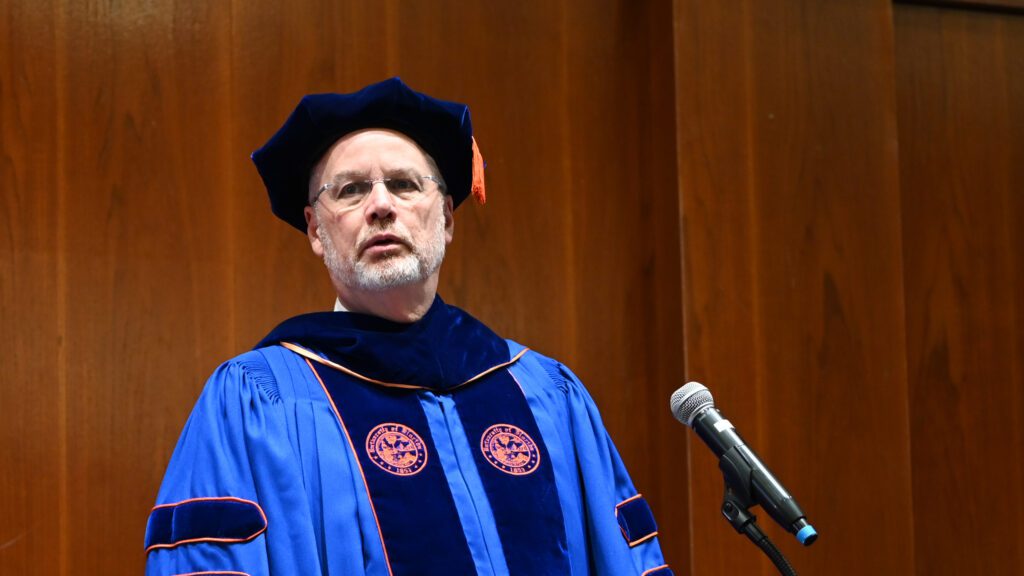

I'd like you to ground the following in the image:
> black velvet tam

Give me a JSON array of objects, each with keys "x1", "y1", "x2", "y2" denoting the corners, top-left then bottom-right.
[{"x1": 251, "y1": 77, "x2": 475, "y2": 233}]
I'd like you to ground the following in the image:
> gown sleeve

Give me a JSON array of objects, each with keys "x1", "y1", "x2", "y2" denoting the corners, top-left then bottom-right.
[
  {"x1": 558, "y1": 362, "x2": 673, "y2": 576},
  {"x1": 145, "y1": 352, "x2": 322, "y2": 576}
]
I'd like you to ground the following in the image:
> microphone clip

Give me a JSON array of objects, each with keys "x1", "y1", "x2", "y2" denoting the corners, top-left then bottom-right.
[
  {"x1": 721, "y1": 484, "x2": 757, "y2": 534},
  {"x1": 720, "y1": 483, "x2": 800, "y2": 576}
]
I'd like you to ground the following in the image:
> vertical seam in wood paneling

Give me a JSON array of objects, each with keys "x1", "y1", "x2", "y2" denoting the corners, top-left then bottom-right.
[
  {"x1": 738, "y1": 16, "x2": 771, "y2": 570},
  {"x1": 888, "y1": 5, "x2": 918, "y2": 572},
  {"x1": 739, "y1": 7, "x2": 772, "y2": 574},
  {"x1": 994, "y1": 13, "x2": 1020, "y2": 573},
  {"x1": 740, "y1": 0, "x2": 767, "y2": 467},
  {"x1": 54, "y1": 0, "x2": 69, "y2": 573},
  {"x1": 227, "y1": 0, "x2": 238, "y2": 354},
  {"x1": 670, "y1": 1, "x2": 697, "y2": 573},
  {"x1": 993, "y1": 22, "x2": 1024, "y2": 573},
  {"x1": 384, "y1": 0, "x2": 398, "y2": 77},
  {"x1": 671, "y1": 0, "x2": 689, "y2": 386},
  {"x1": 559, "y1": 1, "x2": 579, "y2": 360}
]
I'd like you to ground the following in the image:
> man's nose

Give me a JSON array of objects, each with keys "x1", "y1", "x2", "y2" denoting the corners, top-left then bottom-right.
[{"x1": 365, "y1": 181, "x2": 396, "y2": 222}]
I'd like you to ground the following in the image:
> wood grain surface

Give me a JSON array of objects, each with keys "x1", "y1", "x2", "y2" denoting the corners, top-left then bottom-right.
[
  {"x1": 674, "y1": 0, "x2": 916, "y2": 573},
  {"x1": 896, "y1": 5, "x2": 1024, "y2": 574},
  {"x1": 0, "y1": 3, "x2": 64, "y2": 573}
]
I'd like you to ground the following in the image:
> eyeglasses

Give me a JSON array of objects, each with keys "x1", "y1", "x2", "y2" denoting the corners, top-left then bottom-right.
[{"x1": 312, "y1": 175, "x2": 444, "y2": 210}]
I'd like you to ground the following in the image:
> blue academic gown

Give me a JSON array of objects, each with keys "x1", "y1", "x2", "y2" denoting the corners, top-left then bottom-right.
[{"x1": 145, "y1": 297, "x2": 672, "y2": 576}]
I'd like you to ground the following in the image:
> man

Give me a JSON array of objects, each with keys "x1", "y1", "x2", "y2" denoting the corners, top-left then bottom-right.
[{"x1": 145, "y1": 78, "x2": 671, "y2": 576}]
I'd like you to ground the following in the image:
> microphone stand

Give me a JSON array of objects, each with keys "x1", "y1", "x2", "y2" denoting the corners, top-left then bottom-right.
[{"x1": 721, "y1": 486, "x2": 798, "y2": 576}]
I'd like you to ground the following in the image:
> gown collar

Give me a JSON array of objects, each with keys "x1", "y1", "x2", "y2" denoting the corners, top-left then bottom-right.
[{"x1": 255, "y1": 296, "x2": 510, "y2": 391}]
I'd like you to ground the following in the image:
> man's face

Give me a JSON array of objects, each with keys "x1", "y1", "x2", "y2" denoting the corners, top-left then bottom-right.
[{"x1": 304, "y1": 129, "x2": 454, "y2": 295}]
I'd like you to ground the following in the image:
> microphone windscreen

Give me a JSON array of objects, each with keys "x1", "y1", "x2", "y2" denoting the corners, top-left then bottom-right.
[{"x1": 670, "y1": 381, "x2": 715, "y2": 426}]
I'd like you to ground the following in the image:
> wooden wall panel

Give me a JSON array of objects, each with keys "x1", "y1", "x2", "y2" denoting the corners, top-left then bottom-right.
[
  {"x1": 675, "y1": 0, "x2": 916, "y2": 574},
  {"x1": 2, "y1": 0, "x2": 683, "y2": 573},
  {"x1": 895, "y1": 5, "x2": 1024, "y2": 574},
  {"x1": 56, "y1": 1, "x2": 237, "y2": 571},
  {"x1": 556, "y1": 0, "x2": 687, "y2": 561},
  {"x1": 673, "y1": 1, "x2": 764, "y2": 572},
  {"x1": 0, "y1": 3, "x2": 63, "y2": 574}
]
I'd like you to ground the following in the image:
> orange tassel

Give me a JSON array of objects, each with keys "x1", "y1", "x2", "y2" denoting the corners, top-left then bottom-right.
[{"x1": 471, "y1": 137, "x2": 486, "y2": 204}]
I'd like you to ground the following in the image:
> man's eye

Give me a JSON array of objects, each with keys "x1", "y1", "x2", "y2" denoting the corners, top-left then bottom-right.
[
  {"x1": 389, "y1": 178, "x2": 418, "y2": 192},
  {"x1": 338, "y1": 183, "x2": 362, "y2": 197}
]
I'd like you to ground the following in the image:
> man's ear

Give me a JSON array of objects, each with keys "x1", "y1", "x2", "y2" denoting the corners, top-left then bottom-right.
[
  {"x1": 305, "y1": 205, "x2": 324, "y2": 257},
  {"x1": 443, "y1": 195, "x2": 454, "y2": 244}
]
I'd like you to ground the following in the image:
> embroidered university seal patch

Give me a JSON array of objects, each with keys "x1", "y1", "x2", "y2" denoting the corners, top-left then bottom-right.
[
  {"x1": 480, "y1": 424, "x2": 541, "y2": 476},
  {"x1": 366, "y1": 423, "x2": 428, "y2": 476}
]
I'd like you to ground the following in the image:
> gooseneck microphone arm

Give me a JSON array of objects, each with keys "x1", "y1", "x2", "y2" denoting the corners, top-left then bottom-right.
[{"x1": 671, "y1": 382, "x2": 817, "y2": 576}]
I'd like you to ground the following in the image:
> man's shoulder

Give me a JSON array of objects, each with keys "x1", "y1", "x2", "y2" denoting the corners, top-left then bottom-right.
[
  {"x1": 201, "y1": 344, "x2": 314, "y2": 403},
  {"x1": 506, "y1": 340, "x2": 579, "y2": 394},
  {"x1": 216, "y1": 345, "x2": 297, "y2": 376}
]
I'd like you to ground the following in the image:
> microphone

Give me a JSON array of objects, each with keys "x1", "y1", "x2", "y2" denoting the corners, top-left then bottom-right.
[{"x1": 670, "y1": 381, "x2": 817, "y2": 546}]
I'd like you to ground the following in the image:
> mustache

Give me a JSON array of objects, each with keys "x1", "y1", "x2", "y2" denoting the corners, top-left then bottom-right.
[{"x1": 357, "y1": 222, "x2": 414, "y2": 252}]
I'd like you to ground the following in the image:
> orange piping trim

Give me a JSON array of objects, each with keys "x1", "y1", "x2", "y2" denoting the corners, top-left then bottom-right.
[
  {"x1": 615, "y1": 493, "x2": 645, "y2": 510},
  {"x1": 172, "y1": 572, "x2": 251, "y2": 576},
  {"x1": 641, "y1": 564, "x2": 671, "y2": 576},
  {"x1": 506, "y1": 369, "x2": 528, "y2": 397},
  {"x1": 303, "y1": 357, "x2": 395, "y2": 576},
  {"x1": 460, "y1": 348, "x2": 530, "y2": 387},
  {"x1": 282, "y1": 341, "x2": 529, "y2": 390},
  {"x1": 627, "y1": 531, "x2": 659, "y2": 547},
  {"x1": 145, "y1": 496, "x2": 267, "y2": 553},
  {"x1": 614, "y1": 493, "x2": 659, "y2": 547},
  {"x1": 283, "y1": 342, "x2": 419, "y2": 389}
]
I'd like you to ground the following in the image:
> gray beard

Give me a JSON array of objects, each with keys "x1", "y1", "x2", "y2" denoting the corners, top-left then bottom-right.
[{"x1": 319, "y1": 209, "x2": 446, "y2": 292}]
